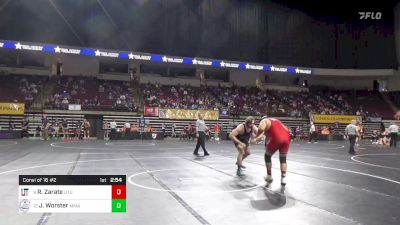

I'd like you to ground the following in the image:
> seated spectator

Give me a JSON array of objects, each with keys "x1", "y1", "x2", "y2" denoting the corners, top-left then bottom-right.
[
  {"x1": 71, "y1": 88, "x2": 78, "y2": 96},
  {"x1": 115, "y1": 98, "x2": 122, "y2": 106},
  {"x1": 62, "y1": 98, "x2": 69, "y2": 108}
]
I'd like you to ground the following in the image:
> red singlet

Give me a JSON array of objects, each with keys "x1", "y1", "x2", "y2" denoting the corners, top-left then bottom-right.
[{"x1": 265, "y1": 118, "x2": 291, "y2": 154}]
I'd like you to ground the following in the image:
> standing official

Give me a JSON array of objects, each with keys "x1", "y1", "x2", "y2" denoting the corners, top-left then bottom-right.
[
  {"x1": 308, "y1": 122, "x2": 317, "y2": 143},
  {"x1": 193, "y1": 113, "x2": 210, "y2": 156},
  {"x1": 109, "y1": 120, "x2": 117, "y2": 140},
  {"x1": 345, "y1": 120, "x2": 359, "y2": 155},
  {"x1": 388, "y1": 122, "x2": 399, "y2": 147}
]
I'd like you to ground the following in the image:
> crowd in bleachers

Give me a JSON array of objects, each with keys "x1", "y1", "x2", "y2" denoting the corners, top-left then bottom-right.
[
  {"x1": 280, "y1": 91, "x2": 351, "y2": 116},
  {"x1": 352, "y1": 90, "x2": 386, "y2": 118},
  {"x1": 0, "y1": 74, "x2": 47, "y2": 108},
  {"x1": 141, "y1": 83, "x2": 221, "y2": 110},
  {"x1": 141, "y1": 83, "x2": 373, "y2": 118},
  {"x1": 45, "y1": 76, "x2": 138, "y2": 112},
  {"x1": 323, "y1": 90, "x2": 385, "y2": 118},
  {"x1": 0, "y1": 74, "x2": 395, "y2": 118},
  {"x1": 211, "y1": 86, "x2": 288, "y2": 117}
]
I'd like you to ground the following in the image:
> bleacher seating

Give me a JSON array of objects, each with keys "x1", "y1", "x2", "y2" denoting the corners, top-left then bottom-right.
[
  {"x1": 352, "y1": 90, "x2": 392, "y2": 118},
  {"x1": 45, "y1": 76, "x2": 138, "y2": 112},
  {"x1": 142, "y1": 83, "x2": 367, "y2": 118},
  {"x1": 0, "y1": 113, "x2": 84, "y2": 137},
  {"x1": 141, "y1": 83, "x2": 221, "y2": 110},
  {"x1": 0, "y1": 74, "x2": 48, "y2": 109},
  {"x1": 0, "y1": 73, "x2": 388, "y2": 119},
  {"x1": 0, "y1": 74, "x2": 396, "y2": 141}
]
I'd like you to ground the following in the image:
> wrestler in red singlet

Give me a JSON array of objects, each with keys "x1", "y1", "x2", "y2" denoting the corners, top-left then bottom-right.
[
  {"x1": 266, "y1": 118, "x2": 291, "y2": 155},
  {"x1": 254, "y1": 116, "x2": 290, "y2": 186}
]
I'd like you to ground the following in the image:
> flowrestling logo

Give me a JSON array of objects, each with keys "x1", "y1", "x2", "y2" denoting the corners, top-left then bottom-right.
[{"x1": 359, "y1": 12, "x2": 382, "y2": 20}]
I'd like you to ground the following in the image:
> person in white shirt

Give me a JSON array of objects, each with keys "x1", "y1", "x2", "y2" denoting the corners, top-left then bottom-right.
[
  {"x1": 345, "y1": 120, "x2": 359, "y2": 155},
  {"x1": 308, "y1": 122, "x2": 317, "y2": 143},
  {"x1": 109, "y1": 120, "x2": 117, "y2": 140},
  {"x1": 124, "y1": 121, "x2": 131, "y2": 136},
  {"x1": 193, "y1": 113, "x2": 210, "y2": 156},
  {"x1": 388, "y1": 122, "x2": 399, "y2": 147}
]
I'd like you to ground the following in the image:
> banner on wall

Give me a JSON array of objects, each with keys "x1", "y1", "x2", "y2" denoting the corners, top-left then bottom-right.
[
  {"x1": 68, "y1": 104, "x2": 81, "y2": 111},
  {"x1": 144, "y1": 106, "x2": 159, "y2": 116},
  {"x1": 220, "y1": 109, "x2": 229, "y2": 117},
  {"x1": 158, "y1": 109, "x2": 219, "y2": 120},
  {"x1": 0, "y1": 103, "x2": 25, "y2": 115},
  {"x1": 366, "y1": 117, "x2": 382, "y2": 122},
  {"x1": 310, "y1": 114, "x2": 362, "y2": 124}
]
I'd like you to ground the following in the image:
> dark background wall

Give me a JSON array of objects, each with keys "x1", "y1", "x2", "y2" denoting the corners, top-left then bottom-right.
[{"x1": 0, "y1": 0, "x2": 397, "y2": 69}]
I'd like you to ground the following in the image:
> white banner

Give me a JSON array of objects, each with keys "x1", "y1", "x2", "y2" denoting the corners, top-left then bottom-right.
[{"x1": 68, "y1": 104, "x2": 81, "y2": 111}]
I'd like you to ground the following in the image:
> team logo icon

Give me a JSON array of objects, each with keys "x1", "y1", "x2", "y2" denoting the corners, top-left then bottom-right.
[{"x1": 19, "y1": 199, "x2": 30, "y2": 212}]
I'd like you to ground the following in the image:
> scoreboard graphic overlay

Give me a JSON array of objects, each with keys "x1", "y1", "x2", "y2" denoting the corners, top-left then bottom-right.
[{"x1": 19, "y1": 175, "x2": 126, "y2": 213}]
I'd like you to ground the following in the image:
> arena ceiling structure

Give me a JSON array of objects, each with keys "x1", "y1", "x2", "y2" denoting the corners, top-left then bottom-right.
[{"x1": 0, "y1": 0, "x2": 398, "y2": 68}]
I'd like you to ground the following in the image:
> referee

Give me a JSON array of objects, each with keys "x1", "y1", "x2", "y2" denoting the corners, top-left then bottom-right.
[
  {"x1": 193, "y1": 113, "x2": 210, "y2": 156},
  {"x1": 388, "y1": 122, "x2": 399, "y2": 147},
  {"x1": 345, "y1": 120, "x2": 358, "y2": 155}
]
